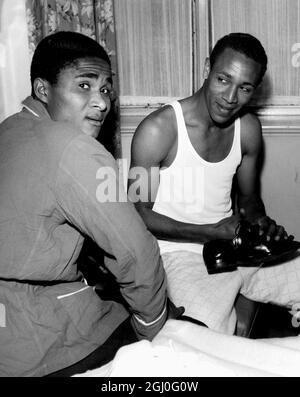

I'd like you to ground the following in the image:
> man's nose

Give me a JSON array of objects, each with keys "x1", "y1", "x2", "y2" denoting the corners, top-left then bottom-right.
[
  {"x1": 224, "y1": 86, "x2": 238, "y2": 104},
  {"x1": 91, "y1": 91, "x2": 108, "y2": 111}
]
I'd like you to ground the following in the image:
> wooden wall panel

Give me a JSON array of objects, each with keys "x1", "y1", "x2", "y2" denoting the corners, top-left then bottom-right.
[
  {"x1": 261, "y1": 134, "x2": 300, "y2": 240},
  {"x1": 114, "y1": 0, "x2": 193, "y2": 103},
  {"x1": 193, "y1": 0, "x2": 210, "y2": 91},
  {"x1": 210, "y1": 0, "x2": 300, "y2": 105}
]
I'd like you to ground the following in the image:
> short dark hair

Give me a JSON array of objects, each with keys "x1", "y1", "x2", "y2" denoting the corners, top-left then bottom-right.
[
  {"x1": 209, "y1": 33, "x2": 268, "y2": 83},
  {"x1": 30, "y1": 31, "x2": 111, "y2": 96}
]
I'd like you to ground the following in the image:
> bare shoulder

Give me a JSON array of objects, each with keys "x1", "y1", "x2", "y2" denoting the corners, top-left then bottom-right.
[
  {"x1": 240, "y1": 112, "x2": 263, "y2": 154},
  {"x1": 240, "y1": 112, "x2": 261, "y2": 132},
  {"x1": 131, "y1": 105, "x2": 177, "y2": 166},
  {"x1": 134, "y1": 105, "x2": 176, "y2": 143}
]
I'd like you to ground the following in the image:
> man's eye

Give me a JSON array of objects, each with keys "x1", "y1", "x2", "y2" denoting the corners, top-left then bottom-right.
[
  {"x1": 217, "y1": 77, "x2": 228, "y2": 84},
  {"x1": 241, "y1": 87, "x2": 252, "y2": 94},
  {"x1": 79, "y1": 83, "x2": 90, "y2": 89},
  {"x1": 100, "y1": 87, "x2": 111, "y2": 95}
]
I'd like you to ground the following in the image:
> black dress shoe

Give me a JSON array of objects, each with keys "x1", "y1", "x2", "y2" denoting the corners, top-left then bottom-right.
[
  {"x1": 203, "y1": 221, "x2": 300, "y2": 274},
  {"x1": 203, "y1": 239, "x2": 238, "y2": 274}
]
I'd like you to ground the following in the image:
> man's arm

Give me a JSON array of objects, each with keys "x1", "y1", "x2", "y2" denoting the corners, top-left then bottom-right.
[
  {"x1": 55, "y1": 133, "x2": 171, "y2": 340},
  {"x1": 128, "y1": 108, "x2": 241, "y2": 242},
  {"x1": 237, "y1": 113, "x2": 287, "y2": 240}
]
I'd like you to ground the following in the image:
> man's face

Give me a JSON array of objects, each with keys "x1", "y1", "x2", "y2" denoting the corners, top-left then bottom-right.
[
  {"x1": 45, "y1": 57, "x2": 113, "y2": 138},
  {"x1": 203, "y1": 48, "x2": 262, "y2": 124}
]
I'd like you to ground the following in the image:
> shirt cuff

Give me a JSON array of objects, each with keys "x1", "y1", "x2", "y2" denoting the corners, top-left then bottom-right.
[{"x1": 133, "y1": 304, "x2": 167, "y2": 327}]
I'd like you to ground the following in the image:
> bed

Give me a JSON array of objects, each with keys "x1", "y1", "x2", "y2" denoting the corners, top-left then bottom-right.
[{"x1": 74, "y1": 319, "x2": 300, "y2": 377}]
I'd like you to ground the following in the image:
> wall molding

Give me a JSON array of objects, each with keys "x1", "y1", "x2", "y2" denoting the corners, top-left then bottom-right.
[
  {"x1": 120, "y1": 99, "x2": 300, "y2": 136},
  {"x1": 254, "y1": 105, "x2": 300, "y2": 135}
]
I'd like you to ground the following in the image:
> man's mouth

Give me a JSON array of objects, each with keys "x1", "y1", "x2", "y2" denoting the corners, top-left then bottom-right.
[
  {"x1": 216, "y1": 103, "x2": 235, "y2": 114},
  {"x1": 86, "y1": 116, "x2": 103, "y2": 126}
]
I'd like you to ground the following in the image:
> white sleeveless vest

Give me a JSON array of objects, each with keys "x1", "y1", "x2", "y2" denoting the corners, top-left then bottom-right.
[{"x1": 152, "y1": 101, "x2": 242, "y2": 254}]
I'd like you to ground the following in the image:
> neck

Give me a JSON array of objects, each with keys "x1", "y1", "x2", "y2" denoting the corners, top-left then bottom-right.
[{"x1": 197, "y1": 86, "x2": 217, "y2": 129}]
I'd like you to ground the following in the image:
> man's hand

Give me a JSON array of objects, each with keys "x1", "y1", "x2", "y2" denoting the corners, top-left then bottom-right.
[
  {"x1": 167, "y1": 298, "x2": 185, "y2": 320},
  {"x1": 255, "y1": 215, "x2": 288, "y2": 241},
  {"x1": 211, "y1": 214, "x2": 243, "y2": 240}
]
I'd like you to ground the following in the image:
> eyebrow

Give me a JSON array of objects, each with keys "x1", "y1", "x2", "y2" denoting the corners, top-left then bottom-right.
[{"x1": 75, "y1": 72, "x2": 113, "y2": 84}]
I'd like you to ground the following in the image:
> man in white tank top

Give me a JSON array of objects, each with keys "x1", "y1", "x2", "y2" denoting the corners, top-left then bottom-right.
[{"x1": 128, "y1": 33, "x2": 300, "y2": 334}]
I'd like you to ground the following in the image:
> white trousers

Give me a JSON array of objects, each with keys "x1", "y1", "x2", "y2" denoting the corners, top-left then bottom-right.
[{"x1": 162, "y1": 250, "x2": 300, "y2": 334}]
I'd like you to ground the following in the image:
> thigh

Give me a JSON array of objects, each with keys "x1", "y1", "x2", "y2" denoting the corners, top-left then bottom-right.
[
  {"x1": 240, "y1": 253, "x2": 300, "y2": 307},
  {"x1": 46, "y1": 317, "x2": 138, "y2": 377},
  {"x1": 162, "y1": 251, "x2": 243, "y2": 334}
]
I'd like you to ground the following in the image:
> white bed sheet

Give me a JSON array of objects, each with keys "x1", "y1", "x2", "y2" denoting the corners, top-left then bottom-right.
[{"x1": 74, "y1": 319, "x2": 300, "y2": 377}]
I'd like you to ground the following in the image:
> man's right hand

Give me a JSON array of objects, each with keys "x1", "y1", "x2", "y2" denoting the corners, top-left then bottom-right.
[
  {"x1": 167, "y1": 298, "x2": 185, "y2": 320},
  {"x1": 211, "y1": 214, "x2": 243, "y2": 240}
]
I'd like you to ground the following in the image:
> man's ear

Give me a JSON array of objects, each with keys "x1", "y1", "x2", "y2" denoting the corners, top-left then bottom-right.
[
  {"x1": 33, "y1": 78, "x2": 50, "y2": 104},
  {"x1": 203, "y1": 57, "x2": 211, "y2": 80}
]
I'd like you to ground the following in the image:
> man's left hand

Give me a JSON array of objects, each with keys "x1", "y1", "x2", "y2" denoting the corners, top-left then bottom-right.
[{"x1": 255, "y1": 216, "x2": 288, "y2": 241}]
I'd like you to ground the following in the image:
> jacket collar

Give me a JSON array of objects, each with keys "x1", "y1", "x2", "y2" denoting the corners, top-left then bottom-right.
[{"x1": 21, "y1": 96, "x2": 51, "y2": 120}]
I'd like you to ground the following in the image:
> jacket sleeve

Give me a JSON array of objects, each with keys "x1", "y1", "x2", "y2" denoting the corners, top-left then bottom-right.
[{"x1": 54, "y1": 134, "x2": 168, "y2": 340}]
